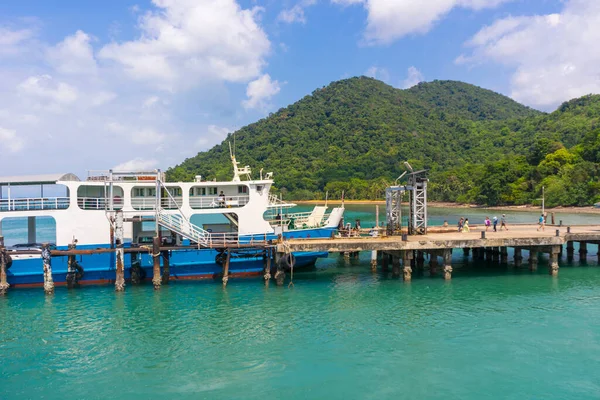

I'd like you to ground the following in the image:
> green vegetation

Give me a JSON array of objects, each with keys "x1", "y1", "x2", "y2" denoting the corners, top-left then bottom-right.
[{"x1": 168, "y1": 77, "x2": 600, "y2": 206}]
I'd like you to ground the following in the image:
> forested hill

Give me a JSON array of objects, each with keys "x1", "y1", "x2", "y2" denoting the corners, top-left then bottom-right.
[{"x1": 168, "y1": 77, "x2": 600, "y2": 207}]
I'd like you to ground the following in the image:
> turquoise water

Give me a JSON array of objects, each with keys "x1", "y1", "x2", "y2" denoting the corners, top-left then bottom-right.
[{"x1": 1, "y1": 206, "x2": 600, "y2": 399}]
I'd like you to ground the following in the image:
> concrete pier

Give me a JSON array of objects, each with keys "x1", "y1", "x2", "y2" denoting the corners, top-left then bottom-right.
[
  {"x1": 529, "y1": 249, "x2": 539, "y2": 272},
  {"x1": 549, "y1": 246, "x2": 560, "y2": 276},
  {"x1": 443, "y1": 249, "x2": 452, "y2": 280},
  {"x1": 514, "y1": 247, "x2": 523, "y2": 267},
  {"x1": 42, "y1": 244, "x2": 54, "y2": 294},
  {"x1": 114, "y1": 210, "x2": 125, "y2": 292}
]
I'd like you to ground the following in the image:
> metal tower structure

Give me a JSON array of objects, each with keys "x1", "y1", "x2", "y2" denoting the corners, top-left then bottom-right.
[{"x1": 385, "y1": 163, "x2": 429, "y2": 235}]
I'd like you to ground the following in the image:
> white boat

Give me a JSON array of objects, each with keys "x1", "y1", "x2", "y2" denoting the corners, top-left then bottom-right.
[{"x1": 0, "y1": 154, "x2": 344, "y2": 287}]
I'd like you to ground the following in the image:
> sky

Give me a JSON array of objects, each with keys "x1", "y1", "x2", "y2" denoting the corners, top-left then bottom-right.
[{"x1": 0, "y1": 0, "x2": 598, "y2": 177}]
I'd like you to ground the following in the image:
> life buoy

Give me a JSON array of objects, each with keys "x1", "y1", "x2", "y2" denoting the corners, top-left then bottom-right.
[{"x1": 280, "y1": 253, "x2": 296, "y2": 270}]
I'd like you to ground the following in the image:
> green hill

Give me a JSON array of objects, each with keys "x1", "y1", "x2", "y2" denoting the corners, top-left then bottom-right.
[
  {"x1": 168, "y1": 77, "x2": 600, "y2": 206},
  {"x1": 407, "y1": 80, "x2": 540, "y2": 121}
]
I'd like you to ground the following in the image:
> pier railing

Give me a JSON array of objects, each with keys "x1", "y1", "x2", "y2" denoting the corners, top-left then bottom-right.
[{"x1": 0, "y1": 197, "x2": 70, "y2": 212}]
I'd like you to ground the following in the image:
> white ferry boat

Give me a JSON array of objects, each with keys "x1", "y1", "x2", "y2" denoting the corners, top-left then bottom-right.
[{"x1": 0, "y1": 155, "x2": 344, "y2": 287}]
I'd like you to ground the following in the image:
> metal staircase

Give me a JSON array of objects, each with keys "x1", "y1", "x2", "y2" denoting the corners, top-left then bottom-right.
[{"x1": 156, "y1": 210, "x2": 211, "y2": 247}]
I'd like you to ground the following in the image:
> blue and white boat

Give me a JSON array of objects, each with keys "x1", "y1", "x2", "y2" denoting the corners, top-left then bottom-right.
[{"x1": 0, "y1": 154, "x2": 344, "y2": 287}]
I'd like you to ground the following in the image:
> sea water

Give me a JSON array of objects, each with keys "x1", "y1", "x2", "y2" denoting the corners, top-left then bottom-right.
[{"x1": 1, "y1": 206, "x2": 600, "y2": 399}]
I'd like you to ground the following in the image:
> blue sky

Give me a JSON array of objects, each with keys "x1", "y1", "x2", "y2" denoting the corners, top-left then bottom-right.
[{"x1": 0, "y1": 0, "x2": 597, "y2": 176}]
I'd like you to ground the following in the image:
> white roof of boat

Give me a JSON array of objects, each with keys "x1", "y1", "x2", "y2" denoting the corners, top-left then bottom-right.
[{"x1": 0, "y1": 173, "x2": 80, "y2": 185}]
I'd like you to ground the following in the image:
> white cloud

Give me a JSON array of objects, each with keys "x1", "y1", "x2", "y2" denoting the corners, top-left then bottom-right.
[
  {"x1": 195, "y1": 124, "x2": 231, "y2": 149},
  {"x1": 0, "y1": 27, "x2": 36, "y2": 55},
  {"x1": 92, "y1": 91, "x2": 117, "y2": 106},
  {"x1": 332, "y1": 0, "x2": 513, "y2": 45},
  {"x1": 18, "y1": 75, "x2": 78, "y2": 105},
  {"x1": 0, "y1": 127, "x2": 24, "y2": 153},
  {"x1": 402, "y1": 66, "x2": 424, "y2": 89},
  {"x1": 131, "y1": 128, "x2": 166, "y2": 145},
  {"x1": 242, "y1": 74, "x2": 281, "y2": 110},
  {"x1": 98, "y1": 0, "x2": 271, "y2": 90},
  {"x1": 278, "y1": 0, "x2": 317, "y2": 24},
  {"x1": 365, "y1": 66, "x2": 390, "y2": 83},
  {"x1": 47, "y1": 30, "x2": 97, "y2": 75},
  {"x1": 457, "y1": 0, "x2": 600, "y2": 109},
  {"x1": 113, "y1": 157, "x2": 158, "y2": 171},
  {"x1": 143, "y1": 95, "x2": 160, "y2": 108}
]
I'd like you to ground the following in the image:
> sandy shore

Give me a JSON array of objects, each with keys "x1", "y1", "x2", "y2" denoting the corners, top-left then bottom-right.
[{"x1": 294, "y1": 200, "x2": 600, "y2": 214}]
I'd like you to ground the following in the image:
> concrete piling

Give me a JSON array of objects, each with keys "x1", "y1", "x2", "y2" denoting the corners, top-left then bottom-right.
[
  {"x1": 429, "y1": 252, "x2": 438, "y2": 276},
  {"x1": 402, "y1": 251, "x2": 413, "y2": 281},
  {"x1": 579, "y1": 241, "x2": 588, "y2": 262},
  {"x1": 549, "y1": 246, "x2": 560, "y2": 276},
  {"x1": 381, "y1": 253, "x2": 389, "y2": 273},
  {"x1": 529, "y1": 249, "x2": 539, "y2": 272},
  {"x1": 514, "y1": 247, "x2": 523, "y2": 268},
  {"x1": 222, "y1": 250, "x2": 231, "y2": 287},
  {"x1": 370, "y1": 250, "x2": 378, "y2": 272},
  {"x1": 500, "y1": 247, "x2": 508, "y2": 264},
  {"x1": 42, "y1": 244, "x2": 54, "y2": 294},
  {"x1": 392, "y1": 255, "x2": 401, "y2": 277},
  {"x1": 152, "y1": 236, "x2": 162, "y2": 290},
  {"x1": 463, "y1": 248, "x2": 470, "y2": 257},
  {"x1": 0, "y1": 237, "x2": 9, "y2": 295},
  {"x1": 161, "y1": 250, "x2": 170, "y2": 285},
  {"x1": 443, "y1": 249, "x2": 452, "y2": 280},
  {"x1": 114, "y1": 210, "x2": 125, "y2": 292},
  {"x1": 275, "y1": 253, "x2": 285, "y2": 286}
]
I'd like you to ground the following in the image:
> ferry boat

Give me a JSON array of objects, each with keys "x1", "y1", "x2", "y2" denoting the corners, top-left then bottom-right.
[{"x1": 0, "y1": 154, "x2": 344, "y2": 287}]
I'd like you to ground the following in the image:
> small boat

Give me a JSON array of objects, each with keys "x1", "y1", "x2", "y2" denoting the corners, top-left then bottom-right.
[{"x1": 0, "y1": 154, "x2": 344, "y2": 287}]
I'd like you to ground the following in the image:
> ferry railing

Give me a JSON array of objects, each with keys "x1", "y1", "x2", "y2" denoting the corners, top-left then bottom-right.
[
  {"x1": 77, "y1": 197, "x2": 124, "y2": 210},
  {"x1": 189, "y1": 195, "x2": 249, "y2": 209},
  {"x1": 0, "y1": 197, "x2": 70, "y2": 212},
  {"x1": 131, "y1": 197, "x2": 183, "y2": 210}
]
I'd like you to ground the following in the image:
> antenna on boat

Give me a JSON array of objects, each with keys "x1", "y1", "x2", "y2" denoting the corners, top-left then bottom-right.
[
  {"x1": 341, "y1": 190, "x2": 345, "y2": 207},
  {"x1": 325, "y1": 191, "x2": 328, "y2": 207}
]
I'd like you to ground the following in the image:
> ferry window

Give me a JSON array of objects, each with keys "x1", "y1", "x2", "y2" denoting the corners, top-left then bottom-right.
[
  {"x1": 134, "y1": 188, "x2": 145, "y2": 197},
  {"x1": 167, "y1": 187, "x2": 182, "y2": 197},
  {"x1": 190, "y1": 187, "x2": 206, "y2": 196},
  {"x1": 238, "y1": 185, "x2": 248, "y2": 194},
  {"x1": 208, "y1": 187, "x2": 218, "y2": 195},
  {"x1": 256, "y1": 185, "x2": 263, "y2": 192},
  {"x1": 147, "y1": 188, "x2": 156, "y2": 197}
]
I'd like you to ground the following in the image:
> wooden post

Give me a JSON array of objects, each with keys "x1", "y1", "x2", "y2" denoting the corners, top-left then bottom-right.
[
  {"x1": 402, "y1": 251, "x2": 413, "y2": 282},
  {"x1": 222, "y1": 250, "x2": 231, "y2": 286},
  {"x1": 42, "y1": 244, "x2": 54, "y2": 294},
  {"x1": 109, "y1": 217, "x2": 115, "y2": 249},
  {"x1": 263, "y1": 249, "x2": 272, "y2": 286},
  {"x1": 115, "y1": 210, "x2": 125, "y2": 292},
  {"x1": 375, "y1": 205, "x2": 379, "y2": 229},
  {"x1": 549, "y1": 246, "x2": 560, "y2": 276},
  {"x1": 443, "y1": 249, "x2": 452, "y2": 280},
  {"x1": 500, "y1": 247, "x2": 508, "y2": 264},
  {"x1": 392, "y1": 255, "x2": 401, "y2": 277},
  {"x1": 529, "y1": 248, "x2": 539, "y2": 272},
  {"x1": 66, "y1": 241, "x2": 78, "y2": 288},
  {"x1": 514, "y1": 248, "x2": 523, "y2": 268},
  {"x1": 0, "y1": 237, "x2": 9, "y2": 295},
  {"x1": 551, "y1": 213, "x2": 555, "y2": 225},
  {"x1": 152, "y1": 236, "x2": 161, "y2": 290},
  {"x1": 161, "y1": 250, "x2": 170, "y2": 284}
]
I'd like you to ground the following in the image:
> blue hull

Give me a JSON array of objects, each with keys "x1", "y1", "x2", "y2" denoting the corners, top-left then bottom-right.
[{"x1": 6, "y1": 227, "x2": 336, "y2": 287}]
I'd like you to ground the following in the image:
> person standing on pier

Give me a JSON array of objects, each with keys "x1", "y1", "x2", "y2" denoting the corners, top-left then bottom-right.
[
  {"x1": 458, "y1": 217, "x2": 464, "y2": 232},
  {"x1": 500, "y1": 214, "x2": 508, "y2": 230},
  {"x1": 537, "y1": 214, "x2": 545, "y2": 231},
  {"x1": 493, "y1": 216, "x2": 498, "y2": 232},
  {"x1": 462, "y1": 218, "x2": 470, "y2": 232},
  {"x1": 484, "y1": 217, "x2": 491, "y2": 231}
]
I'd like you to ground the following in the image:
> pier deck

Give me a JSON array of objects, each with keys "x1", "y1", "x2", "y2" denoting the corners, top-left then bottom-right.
[{"x1": 278, "y1": 224, "x2": 600, "y2": 253}]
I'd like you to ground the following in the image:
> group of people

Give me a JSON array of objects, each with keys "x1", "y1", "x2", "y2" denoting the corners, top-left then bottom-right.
[{"x1": 458, "y1": 214, "x2": 508, "y2": 233}]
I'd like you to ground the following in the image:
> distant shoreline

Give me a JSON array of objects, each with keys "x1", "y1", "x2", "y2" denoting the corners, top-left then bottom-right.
[{"x1": 294, "y1": 200, "x2": 600, "y2": 215}]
